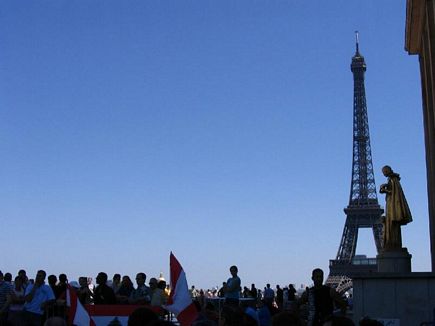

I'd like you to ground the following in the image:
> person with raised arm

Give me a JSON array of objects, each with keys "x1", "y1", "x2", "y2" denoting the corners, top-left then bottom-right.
[{"x1": 22, "y1": 270, "x2": 55, "y2": 326}]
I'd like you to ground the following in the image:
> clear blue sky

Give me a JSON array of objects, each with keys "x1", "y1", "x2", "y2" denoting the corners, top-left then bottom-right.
[{"x1": 0, "y1": 1, "x2": 428, "y2": 290}]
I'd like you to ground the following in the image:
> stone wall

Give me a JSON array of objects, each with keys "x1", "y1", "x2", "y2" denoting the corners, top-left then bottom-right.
[{"x1": 352, "y1": 272, "x2": 435, "y2": 324}]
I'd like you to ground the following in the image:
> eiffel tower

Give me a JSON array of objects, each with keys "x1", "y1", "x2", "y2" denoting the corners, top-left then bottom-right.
[{"x1": 326, "y1": 33, "x2": 384, "y2": 293}]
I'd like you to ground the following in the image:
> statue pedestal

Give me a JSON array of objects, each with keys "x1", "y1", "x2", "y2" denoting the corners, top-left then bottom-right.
[
  {"x1": 352, "y1": 272, "x2": 435, "y2": 325},
  {"x1": 351, "y1": 250, "x2": 433, "y2": 324},
  {"x1": 377, "y1": 248, "x2": 412, "y2": 273}
]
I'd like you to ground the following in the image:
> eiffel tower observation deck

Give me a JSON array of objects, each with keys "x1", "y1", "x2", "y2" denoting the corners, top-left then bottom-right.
[{"x1": 326, "y1": 33, "x2": 384, "y2": 292}]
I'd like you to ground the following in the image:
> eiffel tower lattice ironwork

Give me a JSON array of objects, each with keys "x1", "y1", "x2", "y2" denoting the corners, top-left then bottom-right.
[{"x1": 326, "y1": 33, "x2": 384, "y2": 293}]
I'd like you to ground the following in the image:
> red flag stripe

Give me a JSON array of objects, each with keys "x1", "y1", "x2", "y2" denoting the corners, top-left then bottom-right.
[
  {"x1": 176, "y1": 302, "x2": 198, "y2": 326},
  {"x1": 168, "y1": 252, "x2": 182, "y2": 305}
]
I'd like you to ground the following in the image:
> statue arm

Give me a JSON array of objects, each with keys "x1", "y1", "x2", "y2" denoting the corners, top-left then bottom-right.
[{"x1": 380, "y1": 183, "x2": 391, "y2": 194}]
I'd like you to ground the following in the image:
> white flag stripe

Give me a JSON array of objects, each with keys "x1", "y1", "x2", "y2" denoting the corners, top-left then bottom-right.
[
  {"x1": 74, "y1": 301, "x2": 92, "y2": 326},
  {"x1": 166, "y1": 269, "x2": 192, "y2": 315}
]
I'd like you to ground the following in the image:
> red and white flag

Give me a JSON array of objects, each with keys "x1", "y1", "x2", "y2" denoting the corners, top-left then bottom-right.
[
  {"x1": 66, "y1": 286, "x2": 164, "y2": 326},
  {"x1": 66, "y1": 285, "x2": 94, "y2": 326},
  {"x1": 164, "y1": 252, "x2": 198, "y2": 326}
]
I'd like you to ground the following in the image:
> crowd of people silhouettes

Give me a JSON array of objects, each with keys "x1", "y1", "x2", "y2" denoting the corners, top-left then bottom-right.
[{"x1": 0, "y1": 267, "x2": 383, "y2": 326}]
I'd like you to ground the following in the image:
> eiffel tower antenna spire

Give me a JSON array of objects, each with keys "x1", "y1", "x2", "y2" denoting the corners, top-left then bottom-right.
[{"x1": 355, "y1": 31, "x2": 360, "y2": 55}]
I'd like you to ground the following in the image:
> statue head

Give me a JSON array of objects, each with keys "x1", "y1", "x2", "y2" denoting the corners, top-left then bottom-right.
[{"x1": 382, "y1": 165, "x2": 393, "y2": 177}]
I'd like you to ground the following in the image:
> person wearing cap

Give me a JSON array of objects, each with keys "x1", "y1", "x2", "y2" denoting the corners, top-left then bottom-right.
[
  {"x1": 23, "y1": 270, "x2": 55, "y2": 326},
  {"x1": 0, "y1": 271, "x2": 14, "y2": 325}
]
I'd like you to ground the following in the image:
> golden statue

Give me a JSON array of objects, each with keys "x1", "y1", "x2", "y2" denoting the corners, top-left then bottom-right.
[{"x1": 379, "y1": 165, "x2": 413, "y2": 250}]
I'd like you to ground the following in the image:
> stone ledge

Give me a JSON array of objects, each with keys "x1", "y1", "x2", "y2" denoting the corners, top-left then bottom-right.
[{"x1": 352, "y1": 271, "x2": 435, "y2": 280}]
